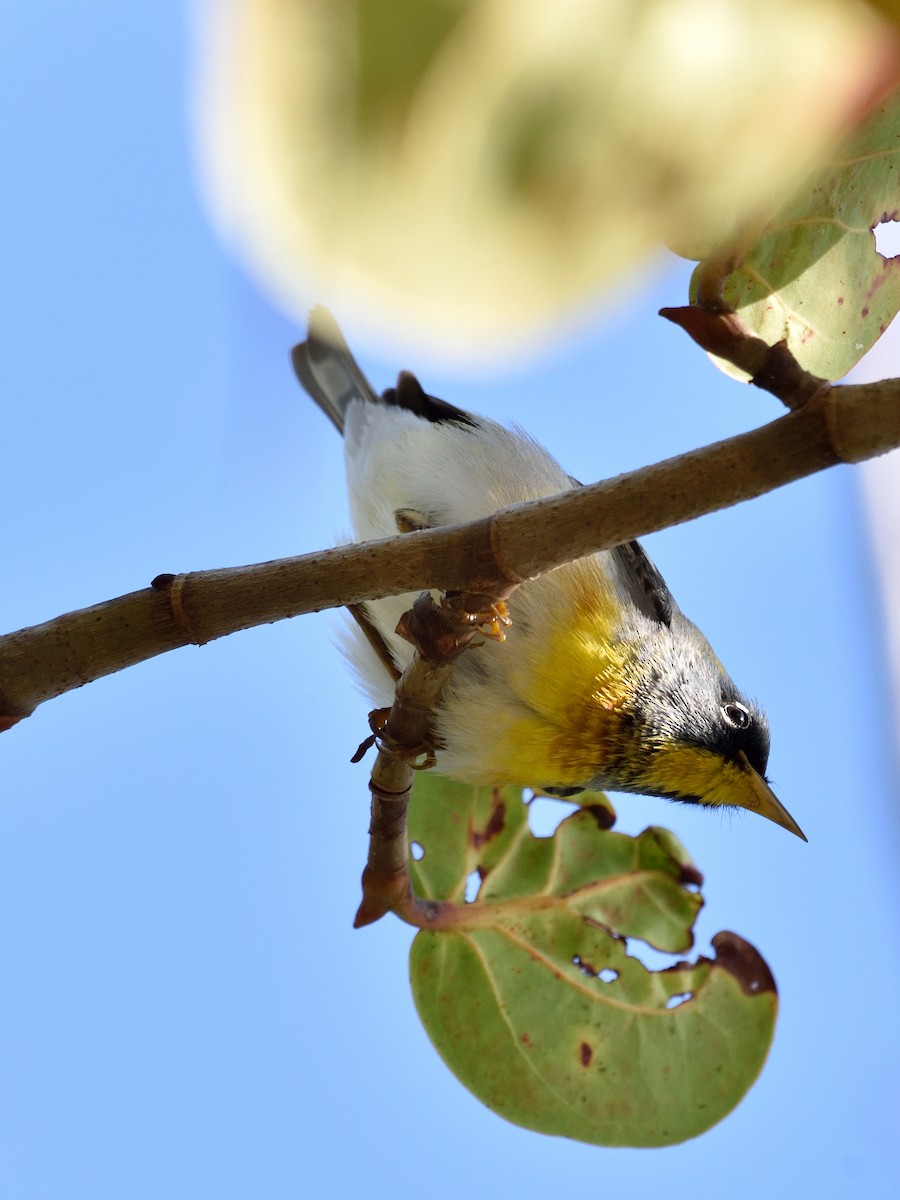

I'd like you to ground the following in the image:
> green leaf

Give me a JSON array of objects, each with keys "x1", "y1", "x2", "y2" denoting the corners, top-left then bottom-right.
[
  {"x1": 693, "y1": 86, "x2": 900, "y2": 381},
  {"x1": 408, "y1": 776, "x2": 776, "y2": 1147}
]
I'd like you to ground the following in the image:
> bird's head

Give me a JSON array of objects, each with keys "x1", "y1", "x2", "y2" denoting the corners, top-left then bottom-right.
[{"x1": 604, "y1": 610, "x2": 806, "y2": 839}]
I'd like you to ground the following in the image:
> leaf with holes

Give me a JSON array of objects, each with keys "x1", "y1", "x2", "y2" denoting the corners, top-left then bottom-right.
[
  {"x1": 691, "y1": 85, "x2": 900, "y2": 381},
  {"x1": 408, "y1": 776, "x2": 776, "y2": 1147}
]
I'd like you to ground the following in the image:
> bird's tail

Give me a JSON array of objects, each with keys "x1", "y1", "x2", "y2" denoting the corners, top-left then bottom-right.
[{"x1": 290, "y1": 306, "x2": 378, "y2": 433}]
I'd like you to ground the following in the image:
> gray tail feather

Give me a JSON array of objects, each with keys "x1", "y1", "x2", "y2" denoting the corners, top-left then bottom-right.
[{"x1": 290, "y1": 306, "x2": 378, "y2": 433}]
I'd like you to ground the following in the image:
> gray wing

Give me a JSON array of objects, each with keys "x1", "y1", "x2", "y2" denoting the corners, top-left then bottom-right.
[
  {"x1": 568, "y1": 468, "x2": 676, "y2": 628},
  {"x1": 611, "y1": 540, "x2": 675, "y2": 627}
]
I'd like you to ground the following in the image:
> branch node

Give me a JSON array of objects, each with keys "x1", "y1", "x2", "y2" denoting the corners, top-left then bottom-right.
[
  {"x1": 820, "y1": 384, "x2": 856, "y2": 463},
  {"x1": 659, "y1": 304, "x2": 829, "y2": 412},
  {"x1": 164, "y1": 573, "x2": 206, "y2": 646},
  {"x1": 489, "y1": 514, "x2": 530, "y2": 588}
]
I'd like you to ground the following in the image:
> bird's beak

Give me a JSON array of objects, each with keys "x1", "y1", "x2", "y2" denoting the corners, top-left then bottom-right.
[{"x1": 736, "y1": 751, "x2": 807, "y2": 841}]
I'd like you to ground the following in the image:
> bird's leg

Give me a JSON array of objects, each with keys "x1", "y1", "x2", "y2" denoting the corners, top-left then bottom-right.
[{"x1": 441, "y1": 591, "x2": 512, "y2": 643}]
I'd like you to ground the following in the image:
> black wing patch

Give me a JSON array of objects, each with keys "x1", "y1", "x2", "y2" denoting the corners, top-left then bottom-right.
[
  {"x1": 381, "y1": 370, "x2": 476, "y2": 427},
  {"x1": 612, "y1": 540, "x2": 674, "y2": 627}
]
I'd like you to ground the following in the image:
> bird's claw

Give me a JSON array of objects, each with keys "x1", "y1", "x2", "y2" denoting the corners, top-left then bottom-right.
[
  {"x1": 353, "y1": 706, "x2": 437, "y2": 770},
  {"x1": 444, "y1": 594, "x2": 512, "y2": 644}
]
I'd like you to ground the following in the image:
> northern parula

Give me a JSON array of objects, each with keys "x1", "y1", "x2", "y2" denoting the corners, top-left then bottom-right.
[{"x1": 292, "y1": 307, "x2": 805, "y2": 840}]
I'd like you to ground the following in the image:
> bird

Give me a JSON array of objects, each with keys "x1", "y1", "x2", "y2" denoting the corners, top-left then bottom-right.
[{"x1": 291, "y1": 306, "x2": 805, "y2": 840}]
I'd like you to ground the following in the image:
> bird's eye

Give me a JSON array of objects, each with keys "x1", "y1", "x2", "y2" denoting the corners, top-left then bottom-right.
[{"x1": 721, "y1": 702, "x2": 751, "y2": 730}]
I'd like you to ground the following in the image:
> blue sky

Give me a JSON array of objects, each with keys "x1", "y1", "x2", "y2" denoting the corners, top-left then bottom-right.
[{"x1": 1, "y1": 4, "x2": 898, "y2": 1197}]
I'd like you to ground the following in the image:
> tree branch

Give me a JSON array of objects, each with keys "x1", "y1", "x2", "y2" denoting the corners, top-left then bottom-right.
[{"x1": 1, "y1": 372, "x2": 898, "y2": 728}]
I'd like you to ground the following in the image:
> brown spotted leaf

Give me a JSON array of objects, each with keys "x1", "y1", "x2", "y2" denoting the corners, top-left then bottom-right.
[
  {"x1": 408, "y1": 776, "x2": 776, "y2": 1147},
  {"x1": 692, "y1": 84, "x2": 900, "y2": 381}
]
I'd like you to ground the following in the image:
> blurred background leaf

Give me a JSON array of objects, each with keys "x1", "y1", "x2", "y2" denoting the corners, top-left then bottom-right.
[{"x1": 193, "y1": 0, "x2": 896, "y2": 363}]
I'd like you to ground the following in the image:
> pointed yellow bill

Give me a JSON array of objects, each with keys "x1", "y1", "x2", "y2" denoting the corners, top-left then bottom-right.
[{"x1": 736, "y1": 751, "x2": 807, "y2": 841}]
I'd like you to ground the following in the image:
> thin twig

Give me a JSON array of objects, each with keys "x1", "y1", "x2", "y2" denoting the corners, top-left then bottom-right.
[
  {"x1": 659, "y1": 304, "x2": 828, "y2": 411},
  {"x1": 354, "y1": 590, "x2": 514, "y2": 928}
]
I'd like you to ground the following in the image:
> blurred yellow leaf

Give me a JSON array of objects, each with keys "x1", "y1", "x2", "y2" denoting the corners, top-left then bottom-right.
[{"x1": 194, "y1": 0, "x2": 895, "y2": 362}]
